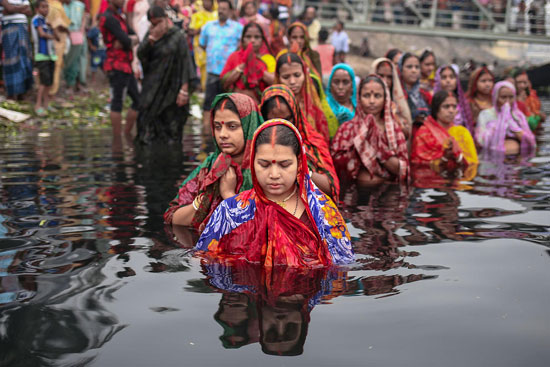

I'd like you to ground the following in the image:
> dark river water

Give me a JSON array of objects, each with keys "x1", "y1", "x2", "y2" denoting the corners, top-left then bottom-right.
[{"x1": 1, "y1": 101, "x2": 549, "y2": 367}]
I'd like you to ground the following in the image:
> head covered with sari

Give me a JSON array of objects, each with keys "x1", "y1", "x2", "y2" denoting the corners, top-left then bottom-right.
[
  {"x1": 196, "y1": 119, "x2": 354, "y2": 268},
  {"x1": 260, "y1": 84, "x2": 340, "y2": 199},
  {"x1": 326, "y1": 63, "x2": 357, "y2": 128},
  {"x1": 398, "y1": 53, "x2": 430, "y2": 120},
  {"x1": 164, "y1": 93, "x2": 263, "y2": 229},
  {"x1": 372, "y1": 57, "x2": 413, "y2": 126},
  {"x1": 478, "y1": 81, "x2": 536, "y2": 154},
  {"x1": 331, "y1": 74, "x2": 409, "y2": 183},
  {"x1": 286, "y1": 22, "x2": 322, "y2": 78},
  {"x1": 466, "y1": 66, "x2": 495, "y2": 99},
  {"x1": 275, "y1": 52, "x2": 335, "y2": 141},
  {"x1": 433, "y1": 64, "x2": 474, "y2": 133}
]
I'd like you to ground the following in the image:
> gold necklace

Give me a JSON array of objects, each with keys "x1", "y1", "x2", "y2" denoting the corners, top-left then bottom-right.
[{"x1": 276, "y1": 185, "x2": 297, "y2": 208}]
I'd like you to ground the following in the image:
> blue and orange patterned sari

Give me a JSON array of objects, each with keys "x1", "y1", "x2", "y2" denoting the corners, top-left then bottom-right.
[{"x1": 196, "y1": 119, "x2": 354, "y2": 267}]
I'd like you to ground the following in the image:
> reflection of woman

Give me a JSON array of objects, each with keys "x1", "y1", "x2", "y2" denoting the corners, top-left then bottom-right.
[
  {"x1": 275, "y1": 52, "x2": 335, "y2": 141},
  {"x1": 196, "y1": 119, "x2": 354, "y2": 267},
  {"x1": 220, "y1": 22, "x2": 275, "y2": 104},
  {"x1": 164, "y1": 93, "x2": 263, "y2": 229},
  {"x1": 331, "y1": 75, "x2": 409, "y2": 186},
  {"x1": 412, "y1": 91, "x2": 478, "y2": 184},
  {"x1": 260, "y1": 84, "x2": 340, "y2": 200},
  {"x1": 372, "y1": 57, "x2": 412, "y2": 137},
  {"x1": 476, "y1": 81, "x2": 536, "y2": 156},
  {"x1": 398, "y1": 53, "x2": 431, "y2": 124},
  {"x1": 286, "y1": 22, "x2": 322, "y2": 78},
  {"x1": 326, "y1": 63, "x2": 356, "y2": 135},
  {"x1": 433, "y1": 64, "x2": 474, "y2": 133},
  {"x1": 136, "y1": 6, "x2": 196, "y2": 144},
  {"x1": 466, "y1": 66, "x2": 495, "y2": 124}
]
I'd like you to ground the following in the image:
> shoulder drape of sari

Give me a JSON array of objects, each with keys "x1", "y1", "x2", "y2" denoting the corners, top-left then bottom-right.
[
  {"x1": 136, "y1": 27, "x2": 196, "y2": 144},
  {"x1": 260, "y1": 85, "x2": 340, "y2": 200},
  {"x1": 195, "y1": 119, "x2": 354, "y2": 268},
  {"x1": 411, "y1": 116, "x2": 463, "y2": 165},
  {"x1": 326, "y1": 63, "x2": 357, "y2": 135},
  {"x1": 331, "y1": 76, "x2": 409, "y2": 183},
  {"x1": 163, "y1": 93, "x2": 263, "y2": 229},
  {"x1": 286, "y1": 22, "x2": 322, "y2": 78}
]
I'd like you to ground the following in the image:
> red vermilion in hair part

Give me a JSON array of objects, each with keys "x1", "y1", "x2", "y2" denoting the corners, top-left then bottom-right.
[
  {"x1": 220, "y1": 99, "x2": 228, "y2": 111},
  {"x1": 286, "y1": 54, "x2": 291, "y2": 64},
  {"x1": 276, "y1": 97, "x2": 281, "y2": 110},
  {"x1": 270, "y1": 125, "x2": 277, "y2": 148}
]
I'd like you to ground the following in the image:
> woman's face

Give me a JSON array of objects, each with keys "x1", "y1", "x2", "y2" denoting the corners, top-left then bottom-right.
[
  {"x1": 497, "y1": 87, "x2": 515, "y2": 109},
  {"x1": 330, "y1": 69, "x2": 353, "y2": 104},
  {"x1": 420, "y1": 54, "x2": 436, "y2": 78},
  {"x1": 436, "y1": 95, "x2": 458, "y2": 125},
  {"x1": 515, "y1": 73, "x2": 529, "y2": 93},
  {"x1": 289, "y1": 26, "x2": 306, "y2": 51},
  {"x1": 213, "y1": 107, "x2": 245, "y2": 157},
  {"x1": 391, "y1": 52, "x2": 402, "y2": 66},
  {"x1": 402, "y1": 56, "x2": 420, "y2": 86},
  {"x1": 243, "y1": 25, "x2": 262, "y2": 53},
  {"x1": 265, "y1": 98, "x2": 294, "y2": 124},
  {"x1": 254, "y1": 143, "x2": 298, "y2": 200},
  {"x1": 376, "y1": 62, "x2": 393, "y2": 90},
  {"x1": 279, "y1": 62, "x2": 305, "y2": 97},
  {"x1": 244, "y1": 2, "x2": 256, "y2": 16},
  {"x1": 440, "y1": 67, "x2": 457, "y2": 92},
  {"x1": 476, "y1": 72, "x2": 494, "y2": 96},
  {"x1": 360, "y1": 81, "x2": 385, "y2": 117}
]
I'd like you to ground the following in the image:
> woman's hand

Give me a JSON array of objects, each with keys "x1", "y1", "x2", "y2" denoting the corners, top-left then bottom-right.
[
  {"x1": 235, "y1": 63, "x2": 245, "y2": 74},
  {"x1": 219, "y1": 166, "x2": 237, "y2": 199},
  {"x1": 176, "y1": 85, "x2": 189, "y2": 106}
]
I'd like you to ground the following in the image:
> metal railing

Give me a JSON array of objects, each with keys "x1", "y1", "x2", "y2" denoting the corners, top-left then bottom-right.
[{"x1": 302, "y1": 0, "x2": 550, "y2": 43}]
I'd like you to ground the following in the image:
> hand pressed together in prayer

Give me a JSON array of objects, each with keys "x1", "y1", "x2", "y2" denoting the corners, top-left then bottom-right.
[{"x1": 220, "y1": 166, "x2": 237, "y2": 199}]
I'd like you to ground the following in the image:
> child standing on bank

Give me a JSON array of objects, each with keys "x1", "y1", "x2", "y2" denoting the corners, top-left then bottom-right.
[{"x1": 31, "y1": 0, "x2": 57, "y2": 116}]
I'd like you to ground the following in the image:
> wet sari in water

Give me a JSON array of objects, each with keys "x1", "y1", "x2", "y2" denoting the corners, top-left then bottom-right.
[
  {"x1": 331, "y1": 76, "x2": 410, "y2": 183},
  {"x1": 260, "y1": 84, "x2": 340, "y2": 200},
  {"x1": 325, "y1": 63, "x2": 357, "y2": 136},
  {"x1": 433, "y1": 64, "x2": 474, "y2": 134},
  {"x1": 476, "y1": 81, "x2": 536, "y2": 155},
  {"x1": 136, "y1": 26, "x2": 196, "y2": 145},
  {"x1": 163, "y1": 93, "x2": 263, "y2": 229},
  {"x1": 196, "y1": 119, "x2": 354, "y2": 267}
]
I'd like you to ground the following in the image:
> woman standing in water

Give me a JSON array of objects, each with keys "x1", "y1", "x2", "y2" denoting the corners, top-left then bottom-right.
[
  {"x1": 325, "y1": 63, "x2": 357, "y2": 136},
  {"x1": 466, "y1": 66, "x2": 495, "y2": 124},
  {"x1": 164, "y1": 93, "x2": 263, "y2": 229},
  {"x1": 136, "y1": 6, "x2": 196, "y2": 144},
  {"x1": 331, "y1": 75, "x2": 409, "y2": 186},
  {"x1": 196, "y1": 119, "x2": 354, "y2": 267},
  {"x1": 398, "y1": 53, "x2": 431, "y2": 124},
  {"x1": 419, "y1": 49, "x2": 436, "y2": 95},
  {"x1": 220, "y1": 22, "x2": 275, "y2": 104},
  {"x1": 260, "y1": 84, "x2": 339, "y2": 200},
  {"x1": 476, "y1": 81, "x2": 536, "y2": 156}
]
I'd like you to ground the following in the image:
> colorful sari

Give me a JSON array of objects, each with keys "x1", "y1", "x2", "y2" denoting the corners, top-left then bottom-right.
[
  {"x1": 286, "y1": 22, "x2": 322, "y2": 79},
  {"x1": 164, "y1": 93, "x2": 263, "y2": 229},
  {"x1": 475, "y1": 81, "x2": 536, "y2": 154},
  {"x1": 331, "y1": 75, "x2": 409, "y2": 183},
  {"x1": 220, "y1": 30, "x2": 274, "y2": 103},
  {"x1": 371, "y1": 57, "x2": 412, "y2": 127},
  {"x1": 326, "y1": 63, "x2": 357, "y2": 135},
  {"x1": 260, "y1": 84, "x2": 340, "y2": 200},
  {"x1": 466, "y1": 66, "x2": 494, "y2": 124},
  {"x1": 398, "y1": 54, "x2": 431, "y2": 121},
  {"x1": 63, "y1": 0, "x2": 86, "y2": 87},
  {"x1": 189, "y1": 5, "x2": 217, "y2": 90},
  {"x1": 1, "y1": 22, "x2": 33, "y2": 97},
  {"x1": 196, "y1": 119, "x2": 354, "y2": 268},
  {"x1": 275, "y1": 52, "x2": 334, "y2": 142},
  {"x1": 433, "y1": 64, "x2": 474, "y2": 134}
]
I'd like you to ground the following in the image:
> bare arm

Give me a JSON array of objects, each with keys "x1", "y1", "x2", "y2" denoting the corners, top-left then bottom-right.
[
  {"x1": 171, "y1": 204, "x2": 197, "y2": 226},
  {"x1": 381, "y1": 156, "x2": 400, "y2": 176},
  {"x1": 311, "y1": 172, "x2": 332, "y2": 197}
]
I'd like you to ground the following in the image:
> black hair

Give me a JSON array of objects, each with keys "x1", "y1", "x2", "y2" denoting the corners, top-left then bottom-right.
[
  {"x1": 36, "y1": 0, "x2": 48, "y2": 7},
  {"x1": 147, "y1": 5, "x2": 167, "y2": 20},
  {"x1": 385, "y1": 48, "x2": 401, "y2": 61},
  {"x1": 239, "y1": 0, "x2": 256, "y2": 17},
  {"x1": 217, "y1": 0, "x2": 233, "y2": 10},
  {"x1": 400, "y1": 52, "x2": 419, "y2": 69},
  {"x1": 276, "y1": 52, "x2": 304, "y2": 75},
  {"x1": 419, "y1": 49, "x2": 435, "y2": 63},
  {"x1": 212, "y1": 96, "x2": 239, "y2": 115},
  {"x1": 268, "y1": 4, "x2": 279, "y2": 19},
  {"x1": 254, "y1": 124, "x2": 300, "y2": 156},
  {"x1": 431, "y1": 90, "x2": 456, "y2": 119},
  {"x1": 241, "y1": 22, "x2": 271, "y2": 54},
  {"x1": 318, "y1": 28, "x2": 329, "y2": 43},
  {"x1": 358, "y1": 76, "x2": 386, "y2": 117},
  {"x1": 260, "y1": 96, "x2": 295, "y2": 124},
  {"x1": 336, "y1": 20, "x2": 344, "y2": 29}
]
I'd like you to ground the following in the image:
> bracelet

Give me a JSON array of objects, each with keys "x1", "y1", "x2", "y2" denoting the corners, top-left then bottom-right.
[
  {"x1": 192, "y1": 196, "x2": 200, "y2": 211},
  {"x1": 457, "y1": 153, "x2": 463, "y2": 163},
  {"x1": 179, "y1": 90, "x2": 188, "y2": 95},
  {"x1": 441, "y1": 156, "x2": 448, "y2": 162}
]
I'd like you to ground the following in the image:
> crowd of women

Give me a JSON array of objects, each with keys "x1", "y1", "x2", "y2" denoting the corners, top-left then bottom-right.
[{"x1": 153, "y1": 2, "x2": 545, "y2": 270}]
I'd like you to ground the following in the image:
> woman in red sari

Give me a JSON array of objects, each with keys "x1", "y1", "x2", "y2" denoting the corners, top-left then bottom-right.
[
  {"x1": 275, "y1": 52, "x2": 332, "y2": 141},
  {"x1": 412, "y1": 90, "x2": 478, "y2": 186},
  {"x1": 331, "y1": 75, "x2": 409, "y2": 186},
  {"x1": 514, "y1": 70, "x2": 546, "y2": 131},
  {"x1": 260, "y1": 84, "x2": 340, "y2": 199},
  {"x1": 221, "y1": 22, "x2": 275, "y2": 104},
  {"x1": 466, "y1": 66, "x2": 495, "y2": 125},
  {"x1": 286, "y1": 22, "x2": 322, "y2": 79},
  {"x1": 195, "y1": 119, "x2": 354, "y2": 268}
]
